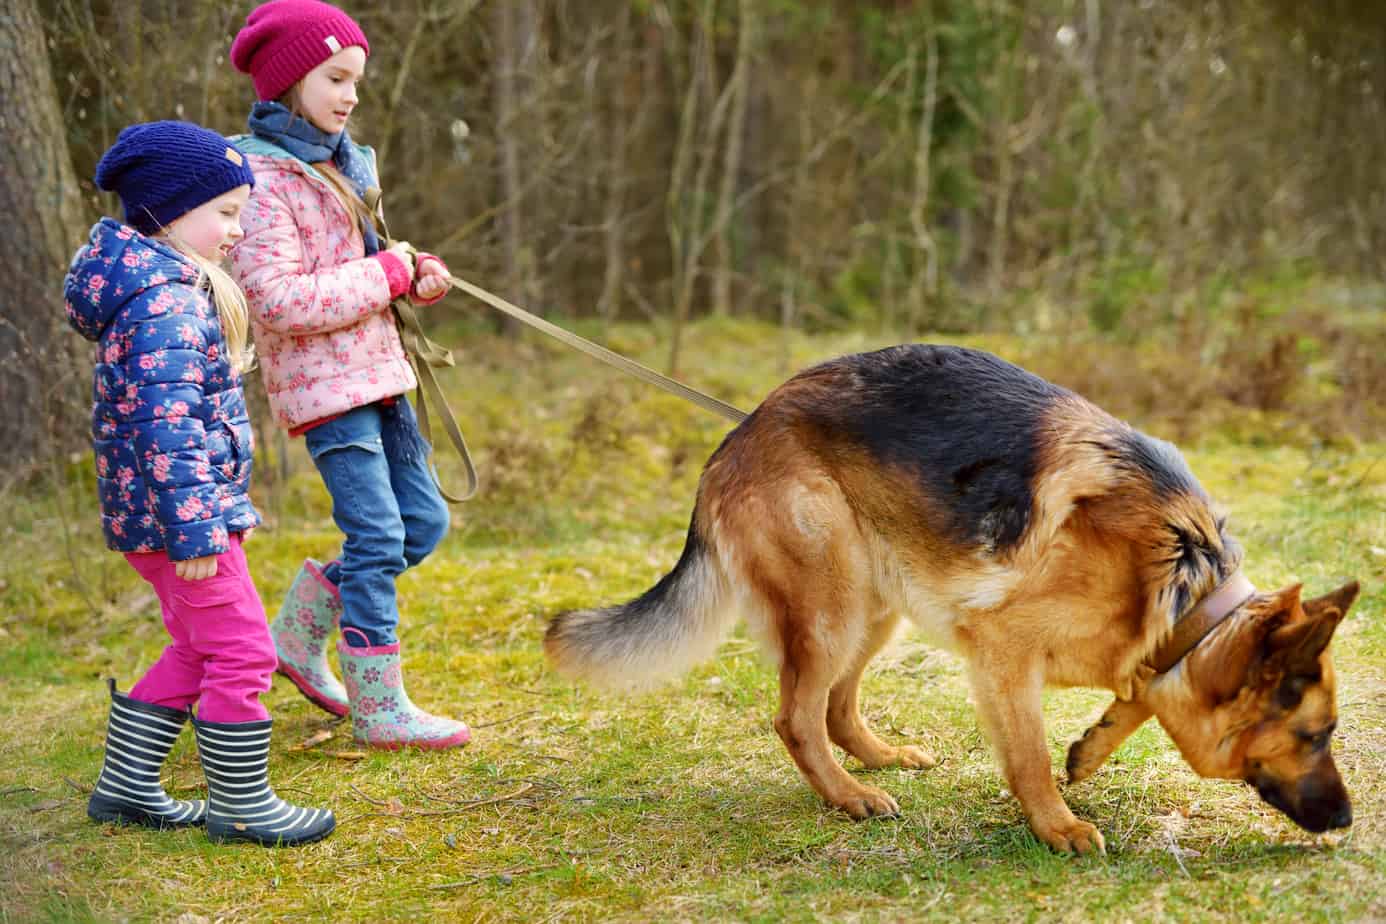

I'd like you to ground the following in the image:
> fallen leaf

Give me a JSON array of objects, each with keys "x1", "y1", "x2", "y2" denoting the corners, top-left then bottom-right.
[
  {"x1": 290, "y1": 729, "x2": 335, "y2": 751},
  {"x1": 386, "y1": 796, "x2": 406, "y2": 815},
  {"x1": 325, "y1": 750, "x2": 367, "y2": 761},
  {"x1": 28, "y1": 800, "x2": 63, "y2": 813}
]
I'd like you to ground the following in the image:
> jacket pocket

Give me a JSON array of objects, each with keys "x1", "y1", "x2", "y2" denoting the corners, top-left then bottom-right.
[{"x1": 211, "y1": 417, "x2": 252, "y2": 488}]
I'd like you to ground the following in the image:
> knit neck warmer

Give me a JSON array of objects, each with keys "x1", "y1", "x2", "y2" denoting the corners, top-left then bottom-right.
[{"x1": 247, "y1": 101, "x2": 381, "y2": 254}]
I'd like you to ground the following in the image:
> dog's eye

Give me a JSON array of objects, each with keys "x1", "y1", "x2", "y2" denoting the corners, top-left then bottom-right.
[{"x1": 1296, "y1": 724, "x2": 1335, "y2": 750}]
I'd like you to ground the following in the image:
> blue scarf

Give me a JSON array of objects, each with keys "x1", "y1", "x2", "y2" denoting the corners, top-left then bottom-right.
[{"x1": 247, "y1": 101, "x2": 381, "y2": 254}]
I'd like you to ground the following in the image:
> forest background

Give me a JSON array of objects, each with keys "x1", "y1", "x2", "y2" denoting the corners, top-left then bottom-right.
[
  {"x1": 4, "y1": 0, "x2": 1386, "y2": 466},
  {"x1": 2, "y1": 1, "x2": 1385, "y2": 921}
]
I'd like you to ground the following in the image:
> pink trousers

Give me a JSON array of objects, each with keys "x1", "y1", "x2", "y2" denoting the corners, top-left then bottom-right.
[{"x1": 124, "y1": 535, "x2": 275, "y2": 723}]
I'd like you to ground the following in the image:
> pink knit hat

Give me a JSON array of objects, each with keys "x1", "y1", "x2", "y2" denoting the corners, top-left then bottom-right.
[{"x1": 230, "y1": 0, "x2": 370, "y2": 102}]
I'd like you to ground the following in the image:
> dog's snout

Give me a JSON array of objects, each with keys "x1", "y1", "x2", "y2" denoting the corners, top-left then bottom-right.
[
  {"x1": 1300, "y1": 764, "x2": 1352, "y2": 832},
  {"x1": 1249, "y1": 772, "x2": 1352, "y2": 833}
]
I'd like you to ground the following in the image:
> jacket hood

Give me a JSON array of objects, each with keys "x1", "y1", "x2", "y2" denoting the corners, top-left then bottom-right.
[
  {"x1": 229, "y1": 133, "x2": 378, "y2": 184},
  {"x1": 64, "y1": 219, "x2": 200, "y2": 341}
]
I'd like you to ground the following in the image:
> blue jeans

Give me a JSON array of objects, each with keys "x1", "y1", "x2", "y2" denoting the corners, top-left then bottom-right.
[{"x1": 304, "y1": 399, "x2": 450, "y2": 647}]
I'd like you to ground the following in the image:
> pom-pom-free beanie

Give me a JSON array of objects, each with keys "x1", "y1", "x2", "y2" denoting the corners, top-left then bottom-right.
[
  {"x1": 230, "y1": 0, "x2": 370, "y2": 102},
  {"x1": 94, "y1": 121, "x2": 256, "y2": 235}
]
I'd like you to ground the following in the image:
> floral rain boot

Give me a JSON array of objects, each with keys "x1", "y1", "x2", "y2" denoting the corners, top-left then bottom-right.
[
  {"x1": 269, "y1": 559, "x2": 350, "y2": 717},
  {"x1": 338, "y1": 634, "x2": 471, "y2": 750}
]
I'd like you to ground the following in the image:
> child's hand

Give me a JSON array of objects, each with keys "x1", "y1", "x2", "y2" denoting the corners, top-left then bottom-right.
[
  {"x1": 414, "y1": 256, "x2": 451, "y2": 302},
  {"x1": 387, "y1": 241, "x2": 416, "y2": 278},
  {"x1": 175, "y1": 555, "x2": 219, "y2": 581}
]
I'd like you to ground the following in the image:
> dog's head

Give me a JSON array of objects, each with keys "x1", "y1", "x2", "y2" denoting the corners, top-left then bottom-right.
[{"x1": 1144, "y1": 580, "x2": 1358, "y2": 832}]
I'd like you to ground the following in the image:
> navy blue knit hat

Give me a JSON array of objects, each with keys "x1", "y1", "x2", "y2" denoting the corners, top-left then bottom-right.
[{"x1": 94, "y1": 121, "x2": 256, "y2": 234}]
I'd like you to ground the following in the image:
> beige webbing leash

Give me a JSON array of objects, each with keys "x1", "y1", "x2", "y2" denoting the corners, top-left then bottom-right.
[
  {"x1": 367, "y1": 186, "x2": 478, "y2": 503},
  {"x1": 440, "y1": 274, "x2": 750, "y2": 425},
  {"x1": 364, "y1": 187, "x2": 748, "y2": 505},
  {"x1": 389, "y1": 291, "x2": 479, "y2": 503}
]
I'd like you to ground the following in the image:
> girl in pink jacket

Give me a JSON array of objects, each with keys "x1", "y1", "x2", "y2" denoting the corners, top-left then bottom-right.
[{"x1": 228, "y1": 0, "x2": 468, "y2": 750}]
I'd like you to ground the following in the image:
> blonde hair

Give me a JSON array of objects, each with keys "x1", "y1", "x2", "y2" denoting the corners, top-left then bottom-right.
[
  {"x1": 161, "y1": 232, "x2": 257, "y2": 375},
  {"x1": 279, "y1": 86, "x2": 380, "y2": 239},
  {"x1": 316, "y1": 160, "x2": 379, "y2": 239}
]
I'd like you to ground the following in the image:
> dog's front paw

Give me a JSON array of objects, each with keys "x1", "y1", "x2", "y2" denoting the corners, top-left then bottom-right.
[
  {"x1": 1065, "y1": 736, "x2": 1101, "y2": 784},
  {"x1": 894, "y1": 745, "x2": 937, "y2": 771},
  {"x1": 1032, "y1": 816, "x2": 1106, "y2": 855},
  {"x1": 834, "y1": 784, "x2": 900, "y2": 820}
]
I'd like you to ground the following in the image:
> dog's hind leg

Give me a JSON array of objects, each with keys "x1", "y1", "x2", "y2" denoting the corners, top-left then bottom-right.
[
  {"x1": 774, "y1": 615, "x2": 901, "y2": 819},
  {"x1": 826, "y1": 612, "x2": 937, "y2": 771},
  {"x1": 1065, "y1": 698, "x2": 1154, "y2": 784}
]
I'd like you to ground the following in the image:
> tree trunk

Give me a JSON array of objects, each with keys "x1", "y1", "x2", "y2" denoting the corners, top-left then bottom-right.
[
  {"x1": 597, "y1": 1, "x2": 634, "y2": 326},
  {"x1": 667, "y1": 0, "x2": 735, "y2": 376},
  {"x1": 0, "y1": 0, "x2": 90, "y2": 477},
  {"x1": 492, "y1": 0, "x2": 537, "y2": 335},
  {"x1": 711, "y1": 0, "x2": 756, "y2": 317},
  {"x1": 907, "y1": 24, "x2": 940, "y2": 331}
]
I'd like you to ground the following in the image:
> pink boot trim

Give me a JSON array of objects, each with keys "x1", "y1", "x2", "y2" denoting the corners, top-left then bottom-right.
[
  {"x1": 276, "y1": 659, "x2": 351, "y2": 717},
  {"x1": 364, "y1": 724, "x2": 472, "y2": 751},
  {"x1": 339, "y1": 628, "x2": 399, "y2": 657},
  {"x1": 302, "y1": 559, "x2": 343, "y2": 603}
]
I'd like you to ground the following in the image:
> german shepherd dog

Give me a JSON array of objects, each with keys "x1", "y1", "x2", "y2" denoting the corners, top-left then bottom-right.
[{"x1": 545, "y1": 345, "x2": 1357, "y2": 853}]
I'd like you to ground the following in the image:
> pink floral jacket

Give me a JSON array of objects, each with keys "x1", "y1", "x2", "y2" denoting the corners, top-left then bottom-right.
[{"x1": 228, "y1": 134, "x2": 416, "y2": 430}]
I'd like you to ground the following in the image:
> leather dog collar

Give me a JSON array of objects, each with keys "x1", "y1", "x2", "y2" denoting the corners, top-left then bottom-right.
[{"x1": 1149, "y1": 570, "x2": 1257, "y2": 674}]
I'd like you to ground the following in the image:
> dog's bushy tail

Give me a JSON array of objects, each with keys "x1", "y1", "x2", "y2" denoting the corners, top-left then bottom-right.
[{"x1": 544, "y1": 518, "x2": 733, "y2": 692}]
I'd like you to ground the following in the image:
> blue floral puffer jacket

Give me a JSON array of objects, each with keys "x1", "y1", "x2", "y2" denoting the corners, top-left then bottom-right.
[{"x1": 64, "y1": 219, "x2": 260, "y2": 561}]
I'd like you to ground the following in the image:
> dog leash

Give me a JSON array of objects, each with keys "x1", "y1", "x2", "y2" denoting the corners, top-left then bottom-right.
[
  {"x1": 439, "y1": 273, "x2": 749, "y2": 424},
  {"x1": 388, "y1": 288, "x2": 479, "y2": 503},
  {"x1": 364, "y1": 188, "x2": 747, "y2": 504}
]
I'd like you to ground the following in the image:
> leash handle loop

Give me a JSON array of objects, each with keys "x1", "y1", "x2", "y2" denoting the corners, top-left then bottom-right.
[{"x1": 369, "y1": 189, "x2": 478, "y2": 502}]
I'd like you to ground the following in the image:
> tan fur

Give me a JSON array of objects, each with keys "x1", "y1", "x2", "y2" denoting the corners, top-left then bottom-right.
[{"x1": 546, "y1": 361, "x2": 1358, "y2": 852}]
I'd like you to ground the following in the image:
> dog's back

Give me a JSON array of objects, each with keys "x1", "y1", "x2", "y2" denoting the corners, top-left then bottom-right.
[{"x1": 546, "y1": 344, "x2": 1230, "y2": 690}]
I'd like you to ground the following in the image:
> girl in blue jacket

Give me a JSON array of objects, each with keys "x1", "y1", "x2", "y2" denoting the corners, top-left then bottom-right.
[{"x1": 64, "y1": 121, "x2": 332, "y2": 847}]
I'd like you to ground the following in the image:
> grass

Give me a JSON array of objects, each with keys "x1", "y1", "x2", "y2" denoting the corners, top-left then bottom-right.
[{"x1": 2, "y1": 318, "x2": 1384, "y2": 922}]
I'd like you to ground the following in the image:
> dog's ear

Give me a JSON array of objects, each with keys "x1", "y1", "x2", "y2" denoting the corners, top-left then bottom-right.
[
  {"x1": 1198, "y1": 584, "x2": 1299, "y2": 702},
  {"x1": 1301, "y1": 580, "x2": 1360, "y2": 622},
  {"x1": 1266, "y1": 581, "x2": 1355, "y2": 674}
]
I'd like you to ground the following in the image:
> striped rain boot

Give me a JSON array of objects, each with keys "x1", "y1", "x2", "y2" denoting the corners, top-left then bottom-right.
[
  {"x1": 270, "y1": 559, "x2": 350, "y2": 716},
  {"x1": 338, "y1": 638, "x2": 471, "y2": 750},
  {"x1": 193, "y1": 716, "x2": 335, "y2": 847},
  {"x1": 87, "y1": 680, "x2": 206, "y2": 829}
]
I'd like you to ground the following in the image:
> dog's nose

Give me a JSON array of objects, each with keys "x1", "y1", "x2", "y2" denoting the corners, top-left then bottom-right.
[{"x1": 1328, "y1": 804, "x2": 1352, "y2": 829}]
